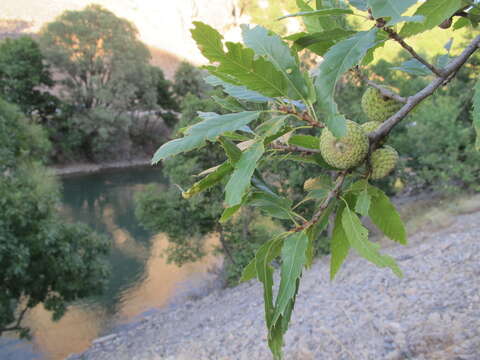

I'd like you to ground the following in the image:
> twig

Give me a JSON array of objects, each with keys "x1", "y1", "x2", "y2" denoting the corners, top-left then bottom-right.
[
  {"x1": 354, "y1": 67, "x2": 407, "y2": 103},
  {"x1": 278, "y1": 104, "x2": 325, "y2": 128},
  {"x1": 270, "y1": 143, "x2": 321, "y2": 154},
  {"x1": 370, "y1": 34, "x2": 480, "y2": 146},
  {"x1": 382, "y1": 26, "x2": 445, "y2": 77},
  {"x1": 294, "y1": 171, "x2": 347, "y2": 232}
]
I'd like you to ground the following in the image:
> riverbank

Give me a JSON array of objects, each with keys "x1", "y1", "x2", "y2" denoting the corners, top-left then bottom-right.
[
  {"x1": 69, "y1": 205, "x2": 480, "y2": 360},
  {"x1": 50, "y1": 158, "x2": 153, "y2": 177}
]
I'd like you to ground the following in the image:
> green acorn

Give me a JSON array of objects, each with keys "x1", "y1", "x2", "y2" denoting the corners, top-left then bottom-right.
[
  {"x1": 361, "y1": 87, "x2": 402, "y2": 122},
  {"x1": 370, "y1": 145, "x2": 399, "y2": 180},
  {"x1": 319, "y1": 120, "x2": 369, "y2": 169}
]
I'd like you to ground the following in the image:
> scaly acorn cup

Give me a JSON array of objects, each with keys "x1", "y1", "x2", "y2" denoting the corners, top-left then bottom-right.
[
  {"x1": 361, "y1": 121, "x2": 387, "y2": 146},
  {"x1": 319, "y1": 120, "x2": 369, "y2": 169},
  {"x1": 369, "y1": 145, "x2": 399, "y2": 180},
  {"x1": 361, "y1": 87, "x2": 402, "y2": 122}
]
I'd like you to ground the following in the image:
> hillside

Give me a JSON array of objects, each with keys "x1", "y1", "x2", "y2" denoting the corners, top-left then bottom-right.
[
  {"x1": 69, "y1": 208, "x2": 480, "y2": 360},
  {"x1": 0, "y1": 0, "x2": 242, "y2": 78}
]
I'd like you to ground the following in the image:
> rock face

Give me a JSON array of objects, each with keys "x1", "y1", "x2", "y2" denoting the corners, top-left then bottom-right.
[
  {"x1": 69, "y1": 211, "x2": 480, "y2": 360},
  {"x1": 0, "y1": 0, "x2": 243, "y2": 76}
]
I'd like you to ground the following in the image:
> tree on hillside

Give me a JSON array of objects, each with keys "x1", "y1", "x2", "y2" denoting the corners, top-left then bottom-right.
[
  {"x1": 0, "y1": 99, "x2": 110, "y2": 337},
  {"x1": 39, "y1": 4, "x2": 151, "y2": 111},
  {"x1": 0, "y1": 36, "x2": 57, "y2": 117},
  {"x1": 39, "y1": 5, "x2": 178, "y2": 160},
  {"x1": 150, "y1": 1, "x2": 480, "y2": 358}
]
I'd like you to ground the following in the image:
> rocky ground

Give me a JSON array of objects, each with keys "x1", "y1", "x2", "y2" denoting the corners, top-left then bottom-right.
[{"x1": 69, "y1": 210, "x2": 480, "y2": 360}]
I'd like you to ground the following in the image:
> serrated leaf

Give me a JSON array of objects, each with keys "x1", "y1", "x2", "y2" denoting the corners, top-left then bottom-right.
[
  {"x1": 288, "y1": 134, "x2": 320, "y2": 149},
  {"x1": 330, "y1": 206, "x2": 350, "y2": 279},
  {"x1": 342, "y1": 205, "x2": 402, "y2": 277},
  {"x1": 367, "y1": 0, "x2": 421, "y2": 25},
  {"x1": 152, "y1": 111, "x2": 261, "y2": 163},
  {"x1": 182, "y1": 162, "x2": 233, "y2": 199},
  {"x1": 392, "y1": 58, "x2": 431, "y2": 76},
  {"x1": 272, "y1": 231, "x2": 309, "y2": 325},
  {"x1": 242, "y1": 25, "x2": 309, "y2": 101},
  {"x1": 205, "y1": 75, "x2": 272, "y2": 103},
  {"x1": 248, "y1": 191, "x2": 293, "y2": 220},
  {"x1": 355, "y1": 189, "x2": 371, "y2": 216},
  {"x1": 400, "y1": 0, "x2": 463, "y2": 38},
  {"x1": 219, "y1": 137, "x2": 242, "y2": 164},
  {"x1": 315, "y1": 29, "x2": 378, "y2": 137},
  {"x1": 211, "y1": 95, "x2": 244, "y2": 112},
  {"x1": 225, "y1": 141, "x2": 265, "y2": 206},
  {"x1": 220, "y1": 204, "x2": 242, "y2": 223},
  {"x1": 306, "y1": 202, "x2": 335, "y2": 268},
  {"x1": 472, "y1": 80, "x2": 480, "y2": 151},
  {"x1": 256, "y1": 115, "x2": 290, "y2": 137},
  {"x1": 289, "y1": 29, "x2": 357, "y2": 56},
  {"x1": 367, "y1": 184, "x2": 407, "y2": 245},
  {"x1": 192, "y1": 22, "x2": 287, "y2": 98},
  {"x1": 279, "y1": 8, "x2": 353, "y2": 20}
]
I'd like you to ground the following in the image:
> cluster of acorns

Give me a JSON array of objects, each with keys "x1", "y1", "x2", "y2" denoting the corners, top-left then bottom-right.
[{"x1": 319, "y1": 87, "x2": 401, "y2": 179}]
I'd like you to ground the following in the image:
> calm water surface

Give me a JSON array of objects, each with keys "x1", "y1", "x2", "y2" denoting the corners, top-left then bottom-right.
[{"x1": 1, "y1": 166, "x2": 221, "y2": 360}]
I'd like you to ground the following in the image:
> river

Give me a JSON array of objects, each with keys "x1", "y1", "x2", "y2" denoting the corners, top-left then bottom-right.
[{"x1": 0, "y1": 166, "x2": 222, "y2": 360}]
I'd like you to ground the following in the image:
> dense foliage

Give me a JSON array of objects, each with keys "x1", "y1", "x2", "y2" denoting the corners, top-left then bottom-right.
[
  {"x1": 0, "y1": 99, "x2": 110, "y2": 337},
  {"x1": 0, "y1": 36, "x2": 57, "y2": 117},
  {"x1": 150, "y1": 1, "x2": 480, "y2": 358}
]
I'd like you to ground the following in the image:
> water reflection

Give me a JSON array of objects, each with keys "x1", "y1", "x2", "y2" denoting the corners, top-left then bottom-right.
[{"x1": 3, "y1": 166, "x2": 221, "y2": 360}]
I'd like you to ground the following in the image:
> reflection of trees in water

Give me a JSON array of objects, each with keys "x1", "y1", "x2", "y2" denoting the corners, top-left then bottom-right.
[{"x1": 59, "y1": 167, "x2": 167, "y2": 313}]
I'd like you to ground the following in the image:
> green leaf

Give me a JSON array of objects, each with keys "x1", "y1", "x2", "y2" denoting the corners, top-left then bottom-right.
[
  {"x1": 254, "y1": 236, "x2": 286, "y2": 324},
  {"x1": 182, "y1": 162, "x2": 233, "y2": 199},
  {"x1": 400, "y1": 0, "x2": 463, "y2": 38},
  {"x1": 367, "y1": 0, "x2": 421, "y2": 25},
  {"x1": 225, "y1": 141, "x2": 265, "y2": 206},
  {"x1": 472, "y1": 80, "x2": 480, "y2": 151},
  {"x1": 256, "y1": 115, "x2": 290, "y2": 137},
  {"x1": 248, "y1": 191, "x2": 293, "y2": 220},
  {"x1": 330, "y1": 206, "x2": 350, "y2": 279},
  {"x1": 453, "y1": 17, "x2": 471, "y2": 31},
  {"x1": 152, "y1": 111, "x2": 261, "y2": 163},
  {"x1": 279, "y1": 8, "x2": 353, "y2": 20},
  {"x1": 242, "y1": 25, "x2": 309, "y2": 101},
  {"x1": 272, "y1": 231, "x2": 309, "y2": 325},
  {"x1": 220, "y1": 204, "x2": 242, "y2": 223},
  {"x1": 288, "y1": 29, "x2": 357, "y2": 56},
  {"x1": 392, "y1": 58, "x2": 431, "y2": 76},
  {"x1": 191, "y1": 22, "x2": 287, "y2": 98},
  {"x1": 342, "y1": 205, "x2": 402, "y2": 277},
  {"x1": 219, "y1": 137, "x2": 242, "y2": 164},
  {"x1": 205, "y1": 75, "x2": 272, "y2": 103},
  {"x1": 355, "y1": 189, "x2": 371, "y2": 216},
  {"x1": 306, "y1": 202, "x2": 335, "y2": 268},
  {"x1": 211, "y1": 95, "x2": 244, "y2": 112},
  {"x1": 296, "y1": 0, "x2": 323, "y2": 33},
  {"x1": 367, "y1": 184, "x2": 407, "y2": 245},
  {"x1": 315, "y1": 29, "x2": 378, "y2": 137},
  {"x1": 288, "y1": 134, "x2": 320, "y2": 149}
]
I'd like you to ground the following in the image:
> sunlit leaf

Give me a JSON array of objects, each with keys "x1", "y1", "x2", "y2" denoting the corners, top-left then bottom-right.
[
  {"x1": 342, "y1": 205, "x2": 402, "y2": 277},
  {"x1": 225, "y1": 141, "x2": 265, "y2": 206},
  {"x1": 315, "y1": 29, "x2": 378, "y2": 137},
  {"x1": 400, "y1": 0, "x2": 463, "y2": 38}
]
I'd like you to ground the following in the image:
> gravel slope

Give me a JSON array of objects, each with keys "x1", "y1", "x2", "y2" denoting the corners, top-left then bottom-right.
[{"x1": 70, "y1": 211, "x2": 480, "y2": 360}]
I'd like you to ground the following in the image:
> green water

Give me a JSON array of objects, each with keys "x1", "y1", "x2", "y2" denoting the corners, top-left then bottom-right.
[{"x1": 0, "y1": 166, "x2": 221, "y2": 360}]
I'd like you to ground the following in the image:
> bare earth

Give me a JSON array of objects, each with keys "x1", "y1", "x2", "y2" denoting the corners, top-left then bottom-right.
[{"x1": 69, "y1": 210, "x2": 480, "y2": 360}]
